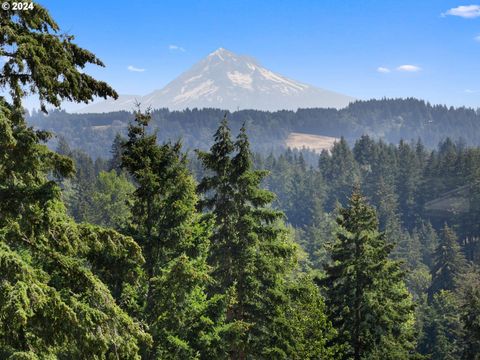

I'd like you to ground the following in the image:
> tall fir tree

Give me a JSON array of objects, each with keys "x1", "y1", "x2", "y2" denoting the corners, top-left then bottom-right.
[
  {"x1": 198, "y1": 119, "x2": 333, "y2": 359},
  {"x1": 121, "y1": 109, "x2": 223, "y2": 359},
  {"x1": 196, "y1": 116, "x2": 237, "y2": 294},
  {"x1": 429, "y1": 224, "x2": 466, "y2": 298},
  {"x1": 319, "y1": 137, "x2": 360, "y2": 211},
  {"x1": 303, "y1": 204, "x2": 337, "y2": 271},
  {"x1": 322, "y1": 187, "x2": 416, "y2": 360},
  {"x1": 415, "y1": 221, "x2": 439, "y2": 270}
]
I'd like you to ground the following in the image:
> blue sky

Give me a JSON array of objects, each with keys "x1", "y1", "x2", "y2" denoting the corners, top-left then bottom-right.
[{"x1": 31, "y1": 1, "x2": 480, "y2": 109}]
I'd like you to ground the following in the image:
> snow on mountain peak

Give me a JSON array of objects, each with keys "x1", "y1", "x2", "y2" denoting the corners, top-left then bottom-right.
[
  {"x1": 208, "y1": 47, "x2": 235, "y2": 61},
  {"x1": 227, "y1": 71, "x2": 253, "y2": 89},
  {"x1": 78, "y1": 48, "x2": 354, "y2": 113}
]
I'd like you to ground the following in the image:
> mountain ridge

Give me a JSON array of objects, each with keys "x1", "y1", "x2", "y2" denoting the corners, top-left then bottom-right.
[{"x1": 78, "y1": 48, "x2": 354, "y2": 113}]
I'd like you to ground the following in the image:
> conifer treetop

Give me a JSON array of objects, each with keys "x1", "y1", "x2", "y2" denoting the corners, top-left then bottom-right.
[{"x1": 0, "y1": 2, "x2": 117, "y2": 111}]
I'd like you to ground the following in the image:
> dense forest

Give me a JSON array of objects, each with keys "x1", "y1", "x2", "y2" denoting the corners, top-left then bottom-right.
[
  {"x1": 28, "y1": 98, "x2": 480, "y2": 159},
  {"x1": 57, "y1": 127, "x2": 480, "y2": 359},
  {"x1": 1, "y1": 2, "x2": 480, "y2": 360}
]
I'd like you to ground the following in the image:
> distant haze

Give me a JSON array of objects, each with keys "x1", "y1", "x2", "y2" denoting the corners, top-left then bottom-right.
[{"x1": 78, "y1": 48, "x2": 354, "y2": 113}]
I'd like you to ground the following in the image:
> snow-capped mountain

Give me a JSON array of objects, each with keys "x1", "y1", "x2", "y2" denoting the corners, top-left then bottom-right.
[{"x1": 78, "y1": 48, "x2": 354, "y2": 113}]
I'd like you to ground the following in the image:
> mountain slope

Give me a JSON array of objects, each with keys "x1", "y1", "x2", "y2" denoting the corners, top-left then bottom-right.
[{"x1": 78, "y1": 48, "x2": 354, "y2": 113}]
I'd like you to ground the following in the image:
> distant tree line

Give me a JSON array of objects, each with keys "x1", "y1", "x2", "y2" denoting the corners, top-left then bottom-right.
[{"x1": 28, "y1": 97, "x2": 480, "y2": 158}]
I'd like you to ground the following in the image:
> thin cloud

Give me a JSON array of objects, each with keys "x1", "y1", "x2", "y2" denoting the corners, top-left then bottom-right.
[
  {"x1": 465, "y1": 89, "x2": 476, "y2": 93},
  {"x1": 127, "y1": 65, "x2": 145, "y2": 72},
  {"x1": 442, "y1": 5, "x2": 480, "y2": 18},
  {"x1": 397, "y1": 65, "x2": 421, "y2": 72},
  {"x1": 169, "y1": 44, "x2": 186, "y2": 52},
  {"x1": 475, "y1": 35, "x2": 480, "y2": 42},
  {"x1": 377, "y1": 67, "x2": 391, "y2": 73}
]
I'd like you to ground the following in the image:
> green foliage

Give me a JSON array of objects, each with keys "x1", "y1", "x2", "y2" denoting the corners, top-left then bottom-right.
[
  {"x1": 0, "y1": 3, "x2": 149, "y2": 357},
  {"x1": 2, "y1": 2, "x2": 480, "y2": 358},
  {"x1": 27, "y1": 99, "x2": 480, "y2": 159},
  {"x1": 302, "y1": 208, "x2": 337, "y2": 271},
  {"x1": 429, "y1": 225, "x2": 466, "y2": 296},
  {"x1": 109, "y1": 133, "x2": 127, "y2": 173},
  {"x1": 53, "y1": 123, "x2": 480, "y2": 360},
  {"x1": 0, "y1": 105, "x2": 150, "y2": 356},
  {"x1": 0, "y1": 223, "x2": 150, "y2": 358},
  {"x1": 121, "y1": 110, "x2": 222, "y2": 359},
  {"x1": 322, "y1": 188, "x2": 416, "y2": 359},
  {"x1": 198, "y1": 118, "x2": 334, "y2": 358},
  {"x1": 419, "y1": 290, "x2": 464, "y2": 360},
  {"x1": 457, "y1": 268, "x2": 480, "y2": 360},
  {"x1": 414, "y1": 221, "x2": 439, "y2": 270},
  {"x1": 88, "y1": 170, "x2": 135, "y2": 230},
  {"x1": 66, "y1": 149, "x2": 100, "y2": 222},
  {"x1": 285, "y1": 273, "x2": 337, "y2": 359},
  {"x1": 319, "y1": 137, "x2": 360, "y2": 210},
  {"x1": 0, "y1": 0, "x2": 117, "y2": 111},
  {"x1": 396, "y1": 140, "x2": 423, "y2": 228}
]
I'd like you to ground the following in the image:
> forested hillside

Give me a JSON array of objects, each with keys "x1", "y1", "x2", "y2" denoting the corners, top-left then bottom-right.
[
  {"x1": 1, "y1": 2, "x2": 480, "y2": 359},
  {"x1": 28, "y1": 98, "x2": 480, "y2": 158},
  {"x1": 58, "y1": 128, "x2": 480, "y2": 359}
]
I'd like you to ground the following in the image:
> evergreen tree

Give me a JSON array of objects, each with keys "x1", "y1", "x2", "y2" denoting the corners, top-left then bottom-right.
[
  {"x1": 303, "y1": 205, "x2": 337, "y2": 271},
  {"x1": 196, "y1": 116, "x2": 236, "y2": 293},
  {"x1": 354, "y1": 137, "x2": 398, "y2": 198},
  {"x1": 395, "y1": 140, "x2": 422, "y2": 229},
  {"x1": 322, "y1": 187, "x2": 416, "y2": 360},
  {"x1": 457, "y1": 268, "x2": 480, "y2": 360},
  {"x1": 109, "y1": 133, "x2": 127, "y2": 173},
  {"x1": 373, "y1": 176, "x2": 423, "y2": 271},
  {"x1": 68, "y1": 149, "x2": 97, "y2": 222},
  {"x1": 375, "y1": 176, "x2": 399, "y2": 231},
  {"x1": 462, "y1": 165, "x2": 480, "y2": 253},
  {"x1": 198, "y1": 119, "x2": 332, "y2": 358},
  {"x1": 0, "y1": 3, "x2": 149, "y2": 357},
  {"x1": 0, "y1": 1, "x2": 116, "y2": 111},
  {"x1": 418, "y1": 290, "x2": 463, "y2": 360},
  {"x1": 415, "y1": 221, "x2": 438, "y2": 270},
  {"x1": 122, "y1": 110, "x2": 222, "y2": 358},
  {"x1": 429, "y1": 224, "x2": 466, "y2": 297},
  {"x1": 263, "y1": 153, "x2": 294, "y2": 222},
  {"x1": 89, "y1": 170, "x2": 135, "y2": 230},
  {"x1": 287, "y1": 164, "x2": 324, "y2": 228},
  {"x1": 319, "y1": 138, "x2": 360, "y2": 210},
  {"x1": 286, "y1": 273, "x2": 337, "y2": 359},
  {"x1": 56, "y1": 136, "x2": 72, "y2": 156}
]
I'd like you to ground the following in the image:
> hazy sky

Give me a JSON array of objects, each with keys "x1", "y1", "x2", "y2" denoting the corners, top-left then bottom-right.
[{"x1": 19, "y1": 1, "x2": 480, "y2": 109}]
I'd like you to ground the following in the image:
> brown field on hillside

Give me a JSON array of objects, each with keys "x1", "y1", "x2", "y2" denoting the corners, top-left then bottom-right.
[{"x1": 286, "y1": 132, "x2": 339, "y2": 153}]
